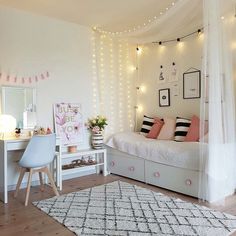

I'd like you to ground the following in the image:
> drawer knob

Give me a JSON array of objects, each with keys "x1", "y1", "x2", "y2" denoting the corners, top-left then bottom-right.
[
  {"x1": 110, "y1": 161, "x2": 115, "y2": 167},
  {"x1": 154, "y1": 172, "x2": 160, "y2": 178},
  {"x1": 129, "y1": 166, "x2": 135, "y2": 171},
  {"x1": 185, "y1": 179, "x2": 192, "y2": 186}
]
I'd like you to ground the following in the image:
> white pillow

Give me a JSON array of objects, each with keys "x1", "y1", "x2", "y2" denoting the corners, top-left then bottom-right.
[{"x1": 157, "y1": 117, "x2": 176, "y2": 140}]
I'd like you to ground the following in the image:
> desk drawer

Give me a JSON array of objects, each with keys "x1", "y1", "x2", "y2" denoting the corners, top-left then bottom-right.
[{"x1": 7, "y1": 141, "x2": 29, "y2": 151}]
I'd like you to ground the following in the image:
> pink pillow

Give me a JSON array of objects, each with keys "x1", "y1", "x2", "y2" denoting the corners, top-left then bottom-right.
[
  {"x1": 185, "y1": 115, "x2": 200, "y2": 142},
  {"x1": 146, "y1": 118, "x2": 164, "y2": 139},
  {"x1": 157, "y1": 117, "x2": 176, "y2": 140}
]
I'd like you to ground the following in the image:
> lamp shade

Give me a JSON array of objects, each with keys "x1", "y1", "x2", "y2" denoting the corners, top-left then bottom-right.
[{"x1": 0, "y1": 114, "x2": 16, "y2": 133}]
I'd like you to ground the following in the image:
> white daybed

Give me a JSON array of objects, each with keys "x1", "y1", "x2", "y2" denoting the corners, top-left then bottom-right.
[{"x1": 106, "y1": 131, "x2": 207, "y2": 199}]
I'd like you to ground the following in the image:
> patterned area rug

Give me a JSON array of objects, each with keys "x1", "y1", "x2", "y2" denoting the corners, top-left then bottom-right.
[{"x1": 33, "y1": 181, "x2": 236, "y2": 236}]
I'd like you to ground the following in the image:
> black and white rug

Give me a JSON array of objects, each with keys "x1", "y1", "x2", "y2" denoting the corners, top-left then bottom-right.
[{"x1": 33, "y1": 181, "x2": 236, "y2": 236}]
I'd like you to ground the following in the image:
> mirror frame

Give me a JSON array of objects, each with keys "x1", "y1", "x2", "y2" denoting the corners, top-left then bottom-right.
[{"x1": 1, "y1": 86, "x2": 37, "y2": 128}]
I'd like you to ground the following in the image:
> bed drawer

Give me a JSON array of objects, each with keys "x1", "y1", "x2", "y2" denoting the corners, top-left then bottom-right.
[
  {"x1": 108, "y1": 150, "x2": 145, "y2": 182},
  {"x1": 145, "y1": 161, "x2": 199, "y2": 197}
]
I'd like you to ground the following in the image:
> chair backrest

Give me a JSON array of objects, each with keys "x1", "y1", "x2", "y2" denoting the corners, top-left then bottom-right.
[{"x1": 19, "y1": 134, "x2": 56, "y2": 168}]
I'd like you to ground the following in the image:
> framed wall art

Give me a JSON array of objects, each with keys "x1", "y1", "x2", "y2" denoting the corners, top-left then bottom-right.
[
  {"x1": 159, "y1": 88, "x2": 170, "y2": 107},
  {"x1": 53, "y1": 103, "x2": 84, "y2": 146},
  {"x1": 183, "y1": 70, "x2": 201, "y2": 99}
]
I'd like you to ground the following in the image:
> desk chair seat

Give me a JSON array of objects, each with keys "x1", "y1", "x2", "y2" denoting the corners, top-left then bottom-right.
[{"x1": 14, "y1": 134, "x2": 59, "y2": 206}]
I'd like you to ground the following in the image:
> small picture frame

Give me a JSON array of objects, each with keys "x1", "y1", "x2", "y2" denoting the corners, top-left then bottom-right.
[
  {"x1": 159, "y1": 88, "x2": 170, "y2": 107},
  {"x1": 183, "y1": 70, "x2": 201, "y2": 99}
]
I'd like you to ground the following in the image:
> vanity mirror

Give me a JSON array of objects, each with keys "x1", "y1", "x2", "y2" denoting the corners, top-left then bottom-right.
[{"x1": 1, "y1": 86, "x2": 37, "y2": 129}]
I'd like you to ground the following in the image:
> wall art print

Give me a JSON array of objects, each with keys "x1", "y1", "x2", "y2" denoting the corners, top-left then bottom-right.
[
  {"x1": 54, "y1": 103, "x2": 84, "y2": 146},
  {"x1": 183, "y1": 70, "x2": 201, "y2": 99},
  {"x1": 169, "y1": 62, "x2": 179, "y2": 82},
  {"x1": 159, "y1": 88, "x2": 170, "y2": 107},
  {"x1": 158, "y1": 65, "x2": 167, "y2": 83}
]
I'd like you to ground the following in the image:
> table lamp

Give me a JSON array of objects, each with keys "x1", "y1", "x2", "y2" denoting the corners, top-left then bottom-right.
[{"x1": 0, "y1": 114, "x2": 16, "y2": 139}]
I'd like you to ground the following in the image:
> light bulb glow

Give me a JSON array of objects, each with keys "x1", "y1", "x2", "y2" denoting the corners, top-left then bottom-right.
[
  {"x1": 0, "y1": 114, "x2": 16, "y2": 134},
  {"x1": 232, "y1": 42, "x2": 236, "y2": 50},
  {"x1": 140, "y1": 85, "x2": 146, "y2": 93},
  {"x1": 177, "y1": 41, "x2": 184, "y2": 50}
]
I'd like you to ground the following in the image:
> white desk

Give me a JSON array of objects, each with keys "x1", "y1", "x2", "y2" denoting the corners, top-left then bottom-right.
[{"x1": 0, "y1": 137, "x2": 61, "y2": 204}]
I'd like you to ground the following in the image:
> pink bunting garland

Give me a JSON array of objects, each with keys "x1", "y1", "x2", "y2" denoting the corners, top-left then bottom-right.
[{"x1": 0, "y1": 71, "x2": 50, "y2": 84}]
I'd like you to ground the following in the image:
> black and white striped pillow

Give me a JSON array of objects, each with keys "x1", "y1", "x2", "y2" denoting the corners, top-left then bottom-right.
[
  {"x1": 174, "y1": 117, "x2": 191, "y2": 142},
  {"x1": 140, "y1": 115, "x2": 154, "y2": 136}
]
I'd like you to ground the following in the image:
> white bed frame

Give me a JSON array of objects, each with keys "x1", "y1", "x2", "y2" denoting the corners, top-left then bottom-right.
[{"x1": 106, "y1": 146, "x2": 201, "y2": 198}]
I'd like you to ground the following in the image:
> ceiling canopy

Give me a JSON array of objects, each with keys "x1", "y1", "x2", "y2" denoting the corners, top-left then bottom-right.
[{"x1": 1, "y1": 0, "x2": 233, "y2": 43}]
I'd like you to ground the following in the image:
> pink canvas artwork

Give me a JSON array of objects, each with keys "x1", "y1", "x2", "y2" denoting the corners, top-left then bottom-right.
[{"x1": 54, "y1": 103, "x2": 84, "y2": 146}]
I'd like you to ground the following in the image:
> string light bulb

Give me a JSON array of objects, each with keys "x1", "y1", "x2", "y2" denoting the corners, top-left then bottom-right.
[
  {"x1": 153, "y1": 27, "x2": 204, "y2": 45},
  {"x1": 136, "y1": 46, "x2": 142, "y2": 54}
]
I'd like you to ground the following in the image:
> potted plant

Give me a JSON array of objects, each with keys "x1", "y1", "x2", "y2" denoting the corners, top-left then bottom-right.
[{"x1": 87, "y1": 115, "x2": 108, "y2": 149}]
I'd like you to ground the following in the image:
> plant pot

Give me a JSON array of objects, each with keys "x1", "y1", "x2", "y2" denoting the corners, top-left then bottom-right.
[
  {"x1": 68, "y1": 145, "x2": 77, "y2": 153},
  {"x1": 91, "y1": 132, "x2": 104, "y2": 149}
]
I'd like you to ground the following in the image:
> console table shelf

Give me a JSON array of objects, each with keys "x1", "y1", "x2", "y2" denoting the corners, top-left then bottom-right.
[
  {"x1": 56, "y1": 147, "x2": 108, "y2": 191},
  {"x1": 62, "y1": 163, "x2": 104, "y2": 175}
]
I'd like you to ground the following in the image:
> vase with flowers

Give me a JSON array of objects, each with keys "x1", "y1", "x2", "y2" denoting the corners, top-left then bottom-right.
[{"x1": 87, "y1": 115, "x2": 108, "y2": 149}]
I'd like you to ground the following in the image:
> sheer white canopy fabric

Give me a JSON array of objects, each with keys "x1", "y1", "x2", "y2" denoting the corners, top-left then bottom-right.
[{"x1": 199, "y1": 0, "x2": 236, "y2": 202}]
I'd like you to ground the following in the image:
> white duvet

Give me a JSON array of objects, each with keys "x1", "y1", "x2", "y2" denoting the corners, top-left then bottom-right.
[{"x1": 106, "y1": 132, "x2": 207, "y2": 171}]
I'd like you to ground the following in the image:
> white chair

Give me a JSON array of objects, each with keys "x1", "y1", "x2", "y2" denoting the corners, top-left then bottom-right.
[{"x1": 14, "y1": 134, "x2": 59, "y2": 206}]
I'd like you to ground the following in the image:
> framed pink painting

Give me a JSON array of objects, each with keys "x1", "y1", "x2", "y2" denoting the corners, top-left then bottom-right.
[{"x1": 54, "y1": 103, "x2": 84, "y2": 146}]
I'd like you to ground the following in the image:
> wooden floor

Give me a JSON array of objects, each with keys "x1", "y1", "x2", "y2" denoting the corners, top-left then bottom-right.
[{"x1": 1, "y1": 174, "x2": 236, "y2": 236}]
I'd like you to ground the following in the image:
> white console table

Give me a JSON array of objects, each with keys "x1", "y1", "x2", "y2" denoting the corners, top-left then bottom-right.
[{"x1": 0, "y1": 136, "x2": 108, "y2": 204}]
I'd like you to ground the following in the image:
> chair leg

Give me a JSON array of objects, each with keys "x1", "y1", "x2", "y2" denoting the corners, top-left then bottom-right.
[
  {"x1": 14, "y1": 167, "x2": 26, "y2": 198},
  {"x1": 38, "y1": 172, "x2": 44, "y2": 192},
  {"x1": 25, "y1": 168, "x2": 33, "y2": 206},
  {"x1": 45, "y1": 167, "x2": 59, "y2": 196}
]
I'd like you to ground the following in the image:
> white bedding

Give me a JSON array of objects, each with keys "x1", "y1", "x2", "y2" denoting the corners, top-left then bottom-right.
[{"x1": 106, "y1": 132, "x2": 207, "y2": 171}]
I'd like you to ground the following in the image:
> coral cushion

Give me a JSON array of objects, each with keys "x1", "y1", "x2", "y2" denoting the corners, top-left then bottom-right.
[
  {"x1": 185, "y1": 115, "x2": 200, "y2": 142},
  {"x1": 146, "y1": 118, "x2": 164, "y2": 139},
  {"x1": 157, "y1": 117, "x2": 176, "y2": 140}
]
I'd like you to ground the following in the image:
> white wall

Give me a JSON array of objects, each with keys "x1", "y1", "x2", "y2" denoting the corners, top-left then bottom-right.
[
  {"x1": 0, "y1": 6, "x2": 100, "y2": 187},
  {"x1": 0, "y1": 6, "x2": 95, "y2": 148},
  {"x1": 136, "y1": 35, "x2": 204, "y2": 128}
]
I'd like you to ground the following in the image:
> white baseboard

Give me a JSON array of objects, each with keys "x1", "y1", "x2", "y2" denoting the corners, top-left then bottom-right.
[{"x1": 7, "y1": 169, "x2": 96, "y2": 191}]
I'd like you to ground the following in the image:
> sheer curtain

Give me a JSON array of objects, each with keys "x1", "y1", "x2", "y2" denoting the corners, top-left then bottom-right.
[
  {"x1": 199, "y1": 0, "x2": 236, "y2": 202},
  {"x1": 91, "y1": 31, "x2": 136, "y2": 138}
]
